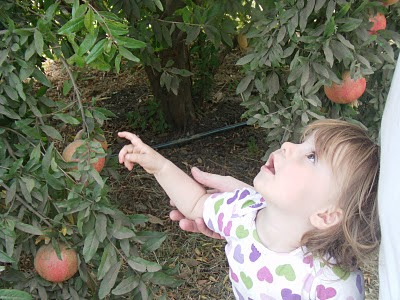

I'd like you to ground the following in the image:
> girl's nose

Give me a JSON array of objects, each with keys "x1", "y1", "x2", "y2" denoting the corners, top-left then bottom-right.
[{"x1": 281, "y1": 142, "x2": 296, "y2": 157}]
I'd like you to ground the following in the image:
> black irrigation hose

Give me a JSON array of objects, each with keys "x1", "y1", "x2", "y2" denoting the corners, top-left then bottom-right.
[
  {"x1": 110, "y1": 121, "x2": 248, "y2": 157},
  {"x1": 152, "y1": 121, "x2": 248, "y2": 149}
]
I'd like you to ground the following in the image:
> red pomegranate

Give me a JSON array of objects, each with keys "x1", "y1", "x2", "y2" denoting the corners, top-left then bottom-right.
[
  {"x1": 368, "y1": 13, "x2": 386, "y2": 35},
  {"x1": 324, "y1": 72, "x2": 366, "y2": 104},
  {"x1": 34, "y1": 243, "x2": 78, "y2": 283},
  {"x1": 62, "y1": 140, "x2": 106, "y2": 173}
]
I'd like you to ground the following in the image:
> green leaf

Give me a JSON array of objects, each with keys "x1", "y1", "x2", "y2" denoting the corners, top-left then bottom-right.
[
  {"x1": 153, "y1": 0, "x2": 163, "y2": 11},
  {"x1": 236, "y1": 54, "x2": 256, "y2": 66},
  {"x1": 42, "y1": 142, "x2": 54, "y2": 174},
  {"x1": 0, "y1": 249, "x2": 16, "y2": 263},
  {"x1": 114, "y1": 36, "x2": 146, "y2": 49},
  {"x1": 89, "y1": 169, "x2": 104, "y2": 187},
  {"x1": 85, "y1": 39, "x2": 107, "y2": 64},
  {"x1": 3, "y1": 86, "x2": 18, "y2": 101},
  {"x1": 142, "y1": 233, "x2": 167, "y2": 252},
  {"x1": 83, "y1": 230, "x2": 99, "y2": 262},
  {"x1": 78, "y1": 30, "x2": 98, "y2": 56},
  {"x1": 336, "y1": 34, "x2": 354, "y2": 50},
  {"x1": 312, "y1": 62, "x2": 329, "y2": 78},
  {"x1": 45, "y1": 3, "x2": 58, "y2": 21},
  {"x1": 40, "y1": 125, "x2": 62, "y2": 141},
  {"x1": 149, "y1": 271, "x2": 184, "y2": 288},
  {"x1": 161, "y1": 25, "x2": 172, "y2": 47},
  {"x1": 169, "y1": 68, "x2": 193, "y2": 77},
  {"x1": 15, "y1": 222, "x2": 43, "y2": 236},
  {"x1": 98, "y1": 261, "x2": 122, "y2": 299},
  {"x1": 34, "y1": 29, "x2": 44, "y2": 55},
  {"x1": 5, "y1": 181, "x2": 17, "y2": 206},
  {"x1": 112, "y1": 275, "x2": 140, "y2": 295},
  {"x1": 62, "y1": 80, "x2": 73, "y2": 96},
  {"x1": 84, "y1": 9, "x2": 95, "y2": 32},
  {"x1": 323, "y1": 44, "x2": 334, "y2": 67},
  {"x1": 33, "y1": 68, "x2": 52, "y2": 87},
  {"x1": 53, "y1": 113, "x2": 80, "y2": 125},
  {"x1": 97, "y1": 243, "x2": 117, "y2": 280},
  {"x1": 115, "y1": 54, "x2": 122, "y2": 73},
  {"x1": 185, "y1": 26, "x2": 201, "y2": 45},
  {"x1": 0, "y1": 105, "x2": 21, "y2": 120},
  {"x1": 118, "y1": 46, "x2": 140, "y2": 62},
  {"x1": 113, "y1": 227, "x2": 135, "y2": 239},
  {"x1": 95, "y1": 214, "x2": 108, "y2": 242},
  {"x1": 0, "y1": 289, "x2": 33, "y2": 300},
  {"x1": 323, "y1": 17, "x2": 335, "y2": 37},
  {"x1": 127, "y1": 257, "x2": 162, "y2": 273},
  {"x1": 338, "y1": 18, "x2": 362, "y2": 32},
  {"x1": 236, "y1": 74, "x2": 254, "y2": 94},
  {"x1": 58, "y1": 16, "x2": 84, "y2": 35},
  {"x1": 0, "y1": 49, "x2": 9, "y2": 66},
  {"x1": 300, "y1": 63, "x2": 310, "y2": 87},
  {"x1": 25, "y1": 42, "x2": 36, "y2": 61},
  {"x1": 331, "y1": 40, "x2": 353, "y2": 61},
  {"x1": 102, "y1": 20, "x2": 129, "y2": 36},
  {"x1": 74, "y1": 3, "x2": 88, "y2": 18}
]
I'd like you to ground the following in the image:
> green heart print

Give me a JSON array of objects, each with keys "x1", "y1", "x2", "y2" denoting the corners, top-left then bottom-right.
[
  {"x1": 235, "y1": 225, "x2": 249, "y2": 239},
  {"x1": 214, "y1": 198, "x2": 224, "y2": 214},
  {"x1": 275, "y1": 264, "x2": 296, "y2": 281},
  {"x1": 240, "y1": 272, "x2": 253, "y2": 289},
  {"x1": 333, "y1": 265, "x2": 350, "y2": 280}
]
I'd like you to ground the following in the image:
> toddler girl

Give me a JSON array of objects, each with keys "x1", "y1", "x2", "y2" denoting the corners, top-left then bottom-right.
[{"x1": 118, "y1": 119, "x2": 379, "y2": 299}]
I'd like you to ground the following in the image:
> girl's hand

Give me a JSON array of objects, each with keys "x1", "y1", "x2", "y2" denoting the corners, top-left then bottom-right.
[{"x1": 118, "y1": 132, "x2": 167, "y2": 174}]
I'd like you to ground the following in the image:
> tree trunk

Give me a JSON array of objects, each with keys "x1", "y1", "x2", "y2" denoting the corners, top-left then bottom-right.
[{"x1": 144, "y1": 0, "x2": 195, "y2": 131}]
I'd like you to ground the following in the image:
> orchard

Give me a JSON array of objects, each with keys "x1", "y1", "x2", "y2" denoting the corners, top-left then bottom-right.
[{"x1": 0, "y1": 0, "x2": 399, "y2": 299}]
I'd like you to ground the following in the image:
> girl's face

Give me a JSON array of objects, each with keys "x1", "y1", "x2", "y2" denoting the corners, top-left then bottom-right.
[{"x1": 253, "y1": 136, "x2": 338, "y2": 219}]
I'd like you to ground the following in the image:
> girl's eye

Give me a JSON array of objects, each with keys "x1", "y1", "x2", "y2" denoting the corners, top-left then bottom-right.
[{"x1": 307, "y1": 152, "x2": 316, "y2": 163}]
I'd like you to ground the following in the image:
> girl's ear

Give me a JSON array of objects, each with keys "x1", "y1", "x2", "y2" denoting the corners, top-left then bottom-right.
[{"x1": 309, "y1": 207, "x2": 343, "y2": 230}]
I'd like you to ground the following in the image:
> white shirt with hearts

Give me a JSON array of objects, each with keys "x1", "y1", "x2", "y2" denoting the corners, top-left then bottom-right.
[{"x1": 203, "y1": 188, "x2": 364, "y2": 300}]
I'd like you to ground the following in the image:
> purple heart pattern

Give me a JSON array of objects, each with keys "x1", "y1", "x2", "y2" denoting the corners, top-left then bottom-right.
[
  {"x1": 249, "y1": 244, "x2": 261, "y2": 262},
  {"x1": 257, "y1": 266, "x2": 273, "y2": 283},
  {"x1": 316, "y1": 284, "x2": 337, "y2": 300},
  {"x1": 281, "y1": 288, "x2": 301, "y2": 300},
  {"x1": 217, "y1": 212, "x2": 224, "y2": 231},
  {"x1": 356, "y1": 274, "x2": 362, "y2": 294},
  {"x1": 233, "y1": 245, "x2": 244, "y2": 264},
  {"x1": 223, "y1": 220, "x2": 232, "y2": 236},
  {"x1": 227, "y1": 190, "x2": 240, "y2": 204}
]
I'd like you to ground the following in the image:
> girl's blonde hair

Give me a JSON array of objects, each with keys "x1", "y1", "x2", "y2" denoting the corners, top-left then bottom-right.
[{"x1": 300, "y1": 119, "x2": 380, "y2": 271}]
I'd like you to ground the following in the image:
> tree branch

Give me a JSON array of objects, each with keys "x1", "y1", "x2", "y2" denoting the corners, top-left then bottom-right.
[
  {"x1": 60, "y1": 56, "x2": 88, "y2": 134},
  {"x1": 0, "y1": 182, "x2": 52, "y2": 227}
]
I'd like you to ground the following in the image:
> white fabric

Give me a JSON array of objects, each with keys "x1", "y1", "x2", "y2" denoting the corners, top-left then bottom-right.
[
  {"x1": 203, "y1": 188, "x2": 364, "y2": 299},
  {"x1": 378, "y1": 58, "x2": 400, "y2": 299}
]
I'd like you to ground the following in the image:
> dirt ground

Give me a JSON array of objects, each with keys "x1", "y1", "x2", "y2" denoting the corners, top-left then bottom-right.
[{"x1": 45, "y1": 51, "x2": 379, "y2": 299}]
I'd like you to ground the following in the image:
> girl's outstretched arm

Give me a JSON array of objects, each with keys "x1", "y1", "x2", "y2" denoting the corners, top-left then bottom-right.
[
  {"x1": 118, "y1": 132, "x2": 208, "y2": 220},
  {"x1": 169, "y1": 167, "x2": 252, "y2": 239}
]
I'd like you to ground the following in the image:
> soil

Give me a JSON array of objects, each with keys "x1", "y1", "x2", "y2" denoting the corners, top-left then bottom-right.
[{"x1": 44, "y1": 50, "x2": 378, "y2": 299}]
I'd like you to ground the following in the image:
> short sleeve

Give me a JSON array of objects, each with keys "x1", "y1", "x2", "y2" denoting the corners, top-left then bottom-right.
[
  {"x1": 202, "y1": 188, "x2": 265, "y2": 238},
  {"x1": 311, "y1": 266, "x2": 364, "y2": 300}
]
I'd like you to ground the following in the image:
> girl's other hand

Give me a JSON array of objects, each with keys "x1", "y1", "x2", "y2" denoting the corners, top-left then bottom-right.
[{"x1": 118, "y1": 132, "x2": 167, "y2": 174}]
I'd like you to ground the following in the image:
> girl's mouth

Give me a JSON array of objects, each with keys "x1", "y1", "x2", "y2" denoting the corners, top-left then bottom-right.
[{"x1": 263, "y1": 154, "x2": 276, "y2": 174}]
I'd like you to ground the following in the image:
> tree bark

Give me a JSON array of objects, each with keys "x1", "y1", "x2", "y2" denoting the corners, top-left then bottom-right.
[{"x1": 144, "y1": 0, "x2": 195, "y2": 131}]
